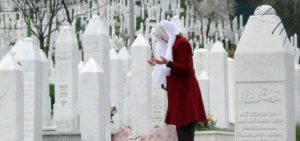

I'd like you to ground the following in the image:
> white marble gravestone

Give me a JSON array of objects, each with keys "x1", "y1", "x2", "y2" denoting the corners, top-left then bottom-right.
[
  {"x1": 14, "y1": 38, "x2": 43, "y2": 141},
  {"x1": 82, "y1": 15, "x2": 111, "y2": 140},
  {"x1": 235, "y1": 5, "x2": 295, "y2": 141},
  {"x1": 110, "y1": 48, "x2": 122, "y2": 128},
  {"x1": 110, "y1": 49, "x2": 119, "y2": 103},
  {"x1": 208, "y1": 41, "x2": 229, "y2": 128},
  {"x1": 296, "y1": 64, "x2": 300, "y2": 124},
  {"x1": 79, "y1": 57, "x2": 107, "y2": 141},
  {"x1": 124, "y1": 70, "x2": 133, "y2": 127},
  {"x1": 227, "y1": 58, "x2": 236, "y2": 124},
  {"x1": 118, "y1": 47, "x2": 130, "y2": 127},
  {"x1": 0, "y1": 53, "x2": 24, "y2": 141},
  {"x1": 131, "y1": 34, "x2": 152, "y2": 134},
  {"x1": 197, "y1": 70, "x2": 210, "y2": 115},
  {"x1": 193, "y1": 48, "x2": 209, "y2": 76},
  {"x1": 54, "y1": 26, "x2": 79, "y2": 130},
  {"x1": 151, "y1": 83, "x2": 167, "y2": 127},
  {"x1": 40, "y1": 50, "x2": 51, "y2": 128}
]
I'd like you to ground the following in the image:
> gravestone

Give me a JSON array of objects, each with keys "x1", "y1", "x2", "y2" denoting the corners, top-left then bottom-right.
[
  {"x1": 235, "y1": 5, "x2": 295, "y2": 141},
  {"x1": 110, "y1": 48, "x2": 122, "y2": 128},
  {"x1": 197, "y1": 70, "x2": 210, "y2": 115},
  {"x1": 14, "y1": 38, "x2": 43, "y2": 141},
  {"x1": 79, "y1": 57, "x2": 107, "y2": 141},
  {"x1": 208, "y1": 41, "x2": 229, "y2": 128},
  {"x1": 82, "y1": 15, "x2": 111, "y2": 140},
  {"x1": 118, "y1": 47, "x2": 130, "y2": 127},
  {"x1": 227, "y1": 58, "x2": 236, "y2": 124},
  {"x1": 193, "y1": 48, "x2": 209, "y2": 76},
  {"x1": 124, "y1": 71, "x2": 133, "y2": 127},
  {"x1": 109, "y1": 48, "x2": 119, "y2": 105},
  {"x1": 296, "y1": 64, "x2": 300, "y2": 124},
  {"x1": 40, "y1": 50, "x2": 51, "y2": 128},
  {"x1": 54, "y1": 26, "x2": 79, "y2": 130},
  {"x1": 0, "y1": 53, "x2": 24, "y2": 141},
  {"x1": 151, "y1": 83, "x2": 167, "y2": 127},
  {"x1": 131, "y1": 34, "x2": 152, "y2": 134}
]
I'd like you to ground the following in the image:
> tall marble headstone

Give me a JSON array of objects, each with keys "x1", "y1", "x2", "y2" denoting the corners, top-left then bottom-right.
[
  {"x1": 124, "y1": 70, "x2": 133, "y2": 127},
  {"x1": 0, "y1": 53, "x2": 24, "y2": 141},
  {"x1": 40, "y1": 50, "x2": 51, "y2": 127},
  {"x1": 227, "y1": 58, "x2": 236, "y2": 124},
  {"x1": 131, "y1": 34, "x2": 152, "y2": 134},
  {"x1": 110, "y1": 48, "x2": 122, "y2": 128},
  {"x1": 295, "y1": 61, "x2": 300, "y2": 124},
  {"x1": 197, "y1": 70, "x2": 210, "y2": 115},
  {"x1": 296, "y1": 64, "x2": 300, "y2": 124},
  {"x1": 110, "y1": 48, "x2": 119, "y2": 107},
  {"x1": 208, "y1": 41, "x2": 229, "y2": 128},
  {"x1": 14, "y1": 38, "x2": 43, "y2": 141},
  {"x1": 235, "y1": 5, "x2": 295, "y2": 141},
  {"x1": 79, "y1": 57, "x2": 107, "y2": 141},
  {"x1": 54, "y1": 26, "x2": 79, "y2": 130},
  {"x1": 118, "y1": 47, "x2": 130, "y2": 127},
  {"x1": 193, "y1": 48, "x2": 209, "y2": 76},
  {"x1": 151, "y1": 83, "x2": 167, "y2": 127},
  {"x1": 82, "y1": 15, "x2": 111, "y2": 140}
]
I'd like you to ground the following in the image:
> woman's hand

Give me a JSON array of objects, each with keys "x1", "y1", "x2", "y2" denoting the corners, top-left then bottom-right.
[
  {"x1": 153, "y1": 56, "x2": 168, "y2": 65},
  {"x1": 147, "y1": 58, "x2": 156, "y2": 66},
  {"x1": 147, "y1": 56, "x2": 168, "y2": 66}
]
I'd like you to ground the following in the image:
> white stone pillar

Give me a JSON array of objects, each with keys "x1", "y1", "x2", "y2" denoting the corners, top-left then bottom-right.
[
  {"x1": 54, "y1": 26, "x2": 79, "y2": 130},
  {"x1": 197, "y1": 70, "x2": 210, "y2": 115},
  {"x1": 0, "y1": 53, "x2": 24, "y2": 141},
  {"x1": 110, "y1": 48, "x2": 122, "y2": 128},
  {"x1": 82, "y1": 15, "x2": 111, "y2": 140},
  {"x1": 235, "y1": 5, "x2": 295, "y2": 141},
  {"x1": 124, "y1": 71, "x2": 133, "y2": 127},
  {"x1": 14, "y1": 38, "x2": 43, "y2": 141},
  {"x1": 193, "y1": 48, "x2": 209, "y2": 76},
  {"x1": 227, "y1": 58, "x2": 236, "y2": 124},
  {"x1": 296, "y1": 64, "x2": 300, "y2": 124},
  {"x1": 208, "y1": 41, "x2": 229, "y2": 128},
  {"x1": 130, "y1": 34, "x2": 152, "y2": 134},
  {"x1": 40, "y1": 50, "x2": 51, "y2": 128},
  {"x1": 118, "y1": 47, "x2": 130, "y2": 127},
  {"x1": 79, "y1": 57, "x2": 107, "y2": 141}
]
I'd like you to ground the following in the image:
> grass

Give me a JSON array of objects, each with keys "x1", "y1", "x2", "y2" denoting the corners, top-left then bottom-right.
[
  {"x1": 297, "y1": 124, "x2": 300, "y2": 141},
  {"x1": 195, "y1": 122, "x2": 234, "y2": 132}
]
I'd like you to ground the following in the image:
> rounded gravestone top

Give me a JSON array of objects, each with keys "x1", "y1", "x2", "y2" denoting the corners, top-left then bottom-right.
[
  {"x1": 23, "y1": 37, "x2": 33, "y2": 42},
  {"x1": 210, "y1": 41, "x2": 226, "y2": 53},
  {"x1": 119, "y1": 47, "x2": 129, "y2": 59},
  {"x1": 14, "y1": 37, "x2": 42, "y2": 61},
  {"x1": 131, "y1": 34, "x2": 150, "y2": 48},
  {"x1": 39, "y1": 50, "x2": 48, "y2": 62},
  {"x1": 198, "y1": 70, "x2": 209, "y2": 80},
  {"x1": 194, "y1": 48, "x2": 209, "y2": 53},
  {"x1": 84, "y1": 15, "x2": 108, "y2": 35},
  {"x1": 56, "y1": 26, "x2": 75, "y2": 44},
  {"x1": 80, "y1": 57, "x2": 103, "y2": 73},
  {"x1": 110, "y1": 48, "x2": 118, "y2": 59},
  {"x1": 0, "y1": 53, "x2": 22, "y2": 70},
  {"x1": 78, "y1": 61, "x2": 84, "y2": 70},
  {"x1": 254, "y1": 5, "x2": 276, "y2": 15}
]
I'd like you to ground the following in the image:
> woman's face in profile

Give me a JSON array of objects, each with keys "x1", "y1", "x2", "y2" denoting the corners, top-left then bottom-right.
[{"x1": 155, "y1": 26, "x2": 169, "y2": 43}]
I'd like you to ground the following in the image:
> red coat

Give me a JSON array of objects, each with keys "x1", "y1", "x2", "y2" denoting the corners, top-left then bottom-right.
[{"x1": 165, "y1": 36, "x2": 208, "y2": 128}]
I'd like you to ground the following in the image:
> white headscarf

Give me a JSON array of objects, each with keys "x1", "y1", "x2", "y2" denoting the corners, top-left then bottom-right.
[{"x1": 152, "y1": 20, "x2": 180, "y2": 86}]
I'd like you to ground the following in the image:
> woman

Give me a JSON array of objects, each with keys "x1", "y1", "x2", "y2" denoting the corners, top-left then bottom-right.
[{"x1": 148, "y1": 20, "x2": 208, "y2": 141}]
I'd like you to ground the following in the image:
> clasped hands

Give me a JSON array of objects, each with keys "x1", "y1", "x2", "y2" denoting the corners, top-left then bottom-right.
[{"x1": 147, "y1": 56, "x2": 168, "y2": 66}]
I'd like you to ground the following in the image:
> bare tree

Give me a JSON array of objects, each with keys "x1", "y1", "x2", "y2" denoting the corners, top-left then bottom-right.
[
  {"x1": 12, "y1": 0, "x2": 65, "y2": 56},
  {"x1": 187, "y1": 0, "x2": 236, "y2": 36}
]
